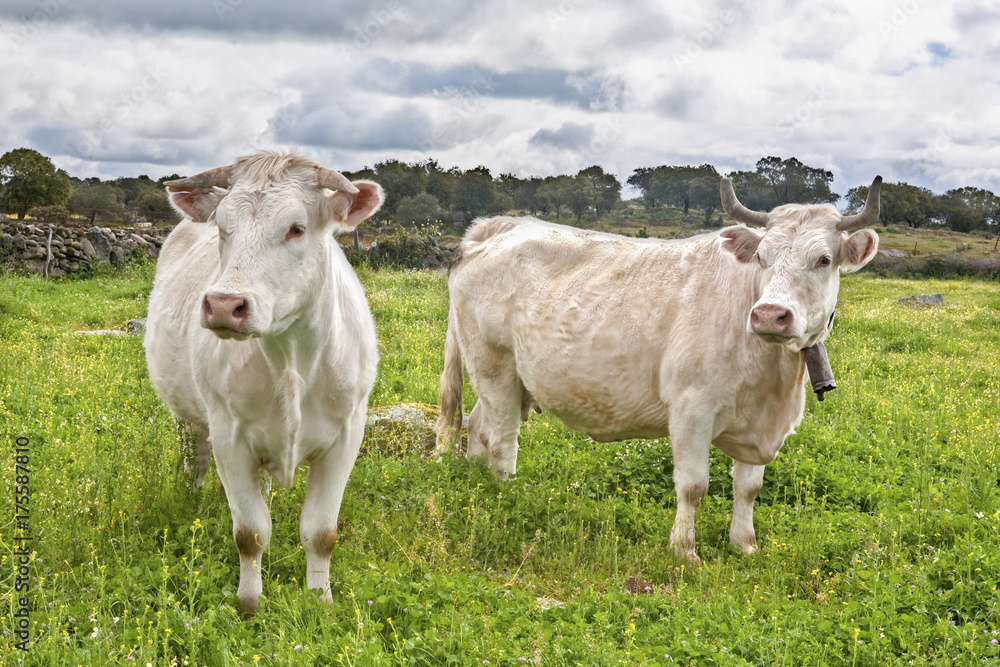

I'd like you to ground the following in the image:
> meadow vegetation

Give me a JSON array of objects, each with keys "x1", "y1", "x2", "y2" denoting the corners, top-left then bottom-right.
[{"x1": 1, "y1": 261, "x2": 998, "y2": 665}]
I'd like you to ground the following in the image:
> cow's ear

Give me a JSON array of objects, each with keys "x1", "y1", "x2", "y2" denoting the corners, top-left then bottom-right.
[
  {"x1": 323, "y1": 180, "x2": 384, "y2": 231},
  {"x1": 720, "y1": 225, "x2": 763, "y2": 263},
  {"x1": 839, "y1": 229, "x2": 879, "y2": 274},
  {"x1": 167, "y1": 186, "x2": 228, "y2": 223}
]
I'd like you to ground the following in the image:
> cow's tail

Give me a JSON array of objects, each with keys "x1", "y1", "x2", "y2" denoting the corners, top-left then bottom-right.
[{"x1": 435, "y1": 304, "x2": 465, "y2": 454}]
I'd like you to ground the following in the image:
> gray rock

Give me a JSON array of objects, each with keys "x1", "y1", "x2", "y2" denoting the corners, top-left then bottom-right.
[
  {"x1": 79, "y1": 237, "x2": 97, "y2": 257},
  {"x1": 366, "y1": 405, "x2": 436, "y2": 430},
  {"x1": 84, "y1": 227, "x2": 111, "y2": 260},
  {"x1": 364, "y1": 403, "x2": 438, "y2": 457},
  {"x1": 899, "y1": 293, "x2": 944, "y2": 307},
  {"x1": 879, "y1": 248, "x2": 906, "y2": 258},
  {"x1": 127, "y1": 318, "x2": 147, "y2": 336}
]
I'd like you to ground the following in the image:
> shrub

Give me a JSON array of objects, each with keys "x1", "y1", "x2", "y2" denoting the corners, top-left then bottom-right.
[
  {"x1": 864, "y1": 252, "x2": 1000, "y2": 280},
  {"x1": 395, "y1": 193, "x2": 446, "y2": 228},
  {"x1": 26, "y1": 204, "x2": 71, "y2": 222}
]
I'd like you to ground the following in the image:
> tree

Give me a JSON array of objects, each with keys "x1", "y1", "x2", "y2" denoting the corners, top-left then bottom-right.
[
  {"x1": 729, "y1": 157, "x2": 838, "y2": 212},
  {"x1": 0, "y1": 148, "x2": 72, "y2": 219},
  {"x1": 577, "y1": 166, "x2": 622, "y2": 216},
  {"x1": 636, "y1": 164, "x2": 719, "y2": 214},
  {"x1": 395, "y1": 193, "x2": 446, "y2": 228},
  {"x1": 113, "y1": 175, "x2": 157, "y2": 207},
  {"x1": 626, "y1": 167, "x2": 656, "y2": 199},
  {"x1": 135, "y1": 187, "x2": 176, "y2": 222},
  {"x1": 725, "y1": 170, "x2": 773, "y2": 211},
  {"x1": 933, "y1": 187, "x2": 999, "y2": 233},
  {"x1": 371, "y1": 160, "x2": 427, "y2": 215},
  {"x1": 565, "y1": 175, "x2": 597, "y2": 221},
  {"x1": 845, "y1": 181, "x2": 934, "y2": 228},
  {"x1": 425, "y1": 161, "x2": 459, "y2": 211},
  {"x1": 68, "y1": 182, "x2": 126, "y2": 223},
  {"x1": 453, "y1": 166, "x2": 503, "y2": 222},
  {"x1": 687, "y1": 175, "x2": 721, "y2": 225},
  {"x1": 755, "y1": 156, "x2": 838, "y2": 207},
  {"x1": 536, "y1": 175, "x2": 574, "y2": 218},
  {"x1": 498, "y1": 174, "x2": 544, "y2": 214}
]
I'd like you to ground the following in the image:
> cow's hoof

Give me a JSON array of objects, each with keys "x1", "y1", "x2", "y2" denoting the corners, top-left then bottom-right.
[{"x1": 239, "y1": 598, "x2": 260, "y2": 618}]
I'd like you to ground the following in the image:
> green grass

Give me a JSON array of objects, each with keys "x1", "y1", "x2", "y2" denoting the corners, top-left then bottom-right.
[{"x1": 1, "y1": 266, "x2": 999, "y2": 665}]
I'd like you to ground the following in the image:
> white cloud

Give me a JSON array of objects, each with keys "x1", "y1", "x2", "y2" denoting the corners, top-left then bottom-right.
[{"x1": 0, "y1": 0, "x2": 997, "y2": 197}]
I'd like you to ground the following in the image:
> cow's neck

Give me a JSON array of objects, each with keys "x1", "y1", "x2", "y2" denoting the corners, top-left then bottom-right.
[{"x1": 257, "y1": 251, "x2": 337, "y2": 385}]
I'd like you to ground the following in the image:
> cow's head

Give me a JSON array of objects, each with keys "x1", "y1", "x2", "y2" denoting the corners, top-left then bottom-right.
[
  {"x1": 718, "y1": 176, "x2": 880, "y2": 351},
  {"x1": 165, "y1": 152, "x2": 383, "y2": 340}
]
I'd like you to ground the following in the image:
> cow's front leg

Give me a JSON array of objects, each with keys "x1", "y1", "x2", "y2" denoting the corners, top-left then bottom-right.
[
  {"x1": 667, "y1": 415, "x2": 712, "y2": 565},
  {"x1": 214, "y1": 449, "x2": 271, "y2": 613},
  {"x1": 300, "y1": 411, "x2": 364, "y2": 602},
  {"x1": 730, "y1": 460, "x2": 765, "y2": 554}
]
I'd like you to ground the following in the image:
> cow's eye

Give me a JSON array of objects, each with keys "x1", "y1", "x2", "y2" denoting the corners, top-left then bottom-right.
[
  {"x1": 285, "y1": 224, "x2": 306, "y2": 241},
  {"x1": 816, "y1": 255, "x2": 832, "y2": 269}
]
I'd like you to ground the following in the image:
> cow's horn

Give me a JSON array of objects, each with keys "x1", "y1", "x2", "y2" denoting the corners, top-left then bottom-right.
[
  {"x1": 838, "y1": 176, "x2": 882, "y2": 231},
  {"x1": 720, "y1": 178, "x2": 770, "y2": 227},
  {"x1": 315, "y1": 167, "x2": 359, "y2": 195},
  {"x1": 163, "y1": 165, "x2": 234, "y2": 190}
]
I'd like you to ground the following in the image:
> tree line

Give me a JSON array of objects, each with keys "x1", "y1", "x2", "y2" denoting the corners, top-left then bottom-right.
[
  {"x1": 341, "y1": 160, "x2": 623, "y2": 225},
  {"x1": 2, "y1": 147, "x2": 998, "y2": 233},
  {"x1": 0, "y1": 148, "x2": 176, "y2": 224}
]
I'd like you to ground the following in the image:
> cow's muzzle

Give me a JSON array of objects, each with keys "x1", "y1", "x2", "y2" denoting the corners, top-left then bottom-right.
[
  {"x1": 202, "y1": 291, "x2": 255, "y2": 338},
  {"x1": 750, "y1": 303, "x2": 794, "y2": 338}
]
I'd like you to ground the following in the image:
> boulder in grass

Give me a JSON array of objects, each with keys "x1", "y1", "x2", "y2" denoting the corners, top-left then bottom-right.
[{"x1": 899, "y1": 293, "x2": 944, "y2": 307}]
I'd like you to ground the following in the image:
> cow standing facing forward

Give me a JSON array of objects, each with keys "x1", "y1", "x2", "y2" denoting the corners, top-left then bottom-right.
[
  {"x1": 145, "y1": 152, "x2": 383, "y2": 611},
  {"x1": 437, "y1": 177, "x2": 881, "y2": 564}
]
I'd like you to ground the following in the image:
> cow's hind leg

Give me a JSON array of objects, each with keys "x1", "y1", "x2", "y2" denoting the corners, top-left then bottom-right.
[
  {"x1": 667, "y1": 412, "x2": 713, "y2": 565},
  {"x1": 467, "y1": 382, "x2": 534, "y2": 463},
  {"x1": 191, "y1": 431, "x2": 211, "y2": 488},
  {"x1": 466, "y1": 400, "x2": 487, "y2": 460},
  {"x1": 178, "y1": 424, "x2": 212, "y2": 489},
  {"x1": 730, "y1": 461, "x2": 765, "y2": 554},
  {"x1": 215, "y1": 450, "x2": 271, "y2": 613},
  {"x1": 299, "y1": 409, "x2": 364, "y2": 602},
  {"x1": 465, "y1": 360, "x2": 523, "y2": 481}
]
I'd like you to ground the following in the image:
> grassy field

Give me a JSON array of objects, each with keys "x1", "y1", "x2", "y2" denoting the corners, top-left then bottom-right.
[{"x1": 1, "y1": 261, "x2": 999, "y2": 665}]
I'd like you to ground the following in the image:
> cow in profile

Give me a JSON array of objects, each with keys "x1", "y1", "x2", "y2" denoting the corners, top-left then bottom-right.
[
  {"x1": 145, "y1": 152, "x2": 383, "y2": 611},
  {"x1": 437, "y1": 177, "x2": 881, "y2": 564}
]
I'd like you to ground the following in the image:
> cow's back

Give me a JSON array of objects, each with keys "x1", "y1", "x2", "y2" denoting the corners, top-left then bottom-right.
[
  {"x1": 144, "y1": 220, "x2": 220, "y2": 427},
  {"x1": 450, "y1": 217, "x2": 752, "y2": 439}
]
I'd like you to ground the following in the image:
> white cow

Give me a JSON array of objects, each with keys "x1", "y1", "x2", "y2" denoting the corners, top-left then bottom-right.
[
  {"x1": 145, "y1": 152, "x2": 383, "y2": 612},
  {"x1": 437, "y1": 177, "x2": 881, "y2": 564}
]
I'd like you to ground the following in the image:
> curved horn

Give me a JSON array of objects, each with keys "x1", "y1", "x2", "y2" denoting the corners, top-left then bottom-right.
[
  {"x1": 720, "y1": 178, "x2": 770, "y2": 227},
  {"x1": 315, "y1": 167, "x2": 359, "y2": 195},
  {"x1": 163, "y1": 165, "x2": 234, "y2": 190},
  {"x1": 838, "y1": 176, "x2": 882, "y2": 231}
]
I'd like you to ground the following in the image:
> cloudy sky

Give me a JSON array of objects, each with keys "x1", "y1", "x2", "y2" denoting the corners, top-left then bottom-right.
[{"x1": 1, "y1": 0, "x2": 997, "y2": 200}]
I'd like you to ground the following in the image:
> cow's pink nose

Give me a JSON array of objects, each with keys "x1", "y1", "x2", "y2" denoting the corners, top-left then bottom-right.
[
  {"x1": 203, "y1": 292, "x2": 250, "y2": 330},
  {"x1": 750, "y1": 304, "x2": 793, "y2": 335}
]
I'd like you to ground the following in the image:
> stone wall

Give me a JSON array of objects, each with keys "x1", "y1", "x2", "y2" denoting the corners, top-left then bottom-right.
[
  {"x1": 0, "y1": 221, "x2": 460, "y2": 277},
  {"x1": 0, "y1": 222, "x2": 172, "y2": 277}
]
